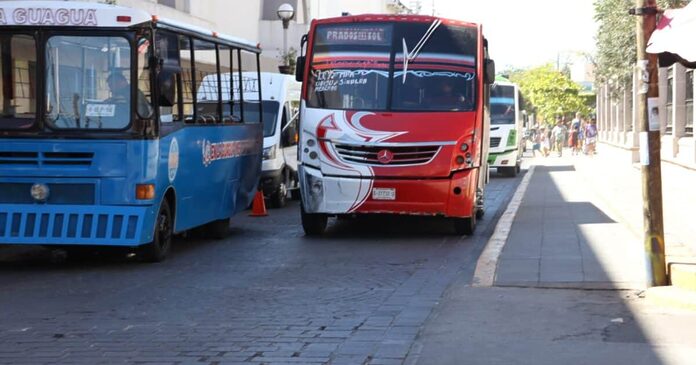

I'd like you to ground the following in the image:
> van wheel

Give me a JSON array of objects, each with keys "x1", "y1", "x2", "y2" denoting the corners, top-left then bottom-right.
[
  {"x1": 140, "y1": 200, "x2": 173, "y2": 262},
  {"x1": 301, "y1": 205, "x2": 327, "y2": 236},
  {"x1": 270, "y1": 171, "x2": 289, "y2": 208},
  {"x1": 453, "y1": 215, "x2": 476, "y2": 236},
  {"x1": 500, "y1": 166, "x2": 517, "y2": 177},
  {"x1": 203, "y1": 218, "x2": 230, "y2": 239}
]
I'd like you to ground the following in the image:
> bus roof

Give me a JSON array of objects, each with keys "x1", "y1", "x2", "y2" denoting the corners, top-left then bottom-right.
[
  {"x1": 312, "y1": 13, "x2": 479, "y2": 29},
  {"x1": 0, "y1": 1, "x2": 258, "y2": 52}
]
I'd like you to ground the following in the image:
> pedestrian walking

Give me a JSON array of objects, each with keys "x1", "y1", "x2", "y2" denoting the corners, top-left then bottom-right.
[
  {"x1": 531, "y1": 127, "x2": 542, "y2": 157},
  {"x1": 569, "y1": 112, "x2": 582, "y2": 155},
  {"x1": 584, "y1": 118, "x2": 597, "y2": 157},
  {"x1": 540, "y1": 127, "x2": 550, "y2": 157},
  {"x1": 551, "y1": 120, "x2": 567, "y2": 157}
]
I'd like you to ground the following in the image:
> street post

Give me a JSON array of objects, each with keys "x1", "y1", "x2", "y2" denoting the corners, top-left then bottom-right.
[{"x1": 631, "y1": 0, "x2": 668, "y2": 287}]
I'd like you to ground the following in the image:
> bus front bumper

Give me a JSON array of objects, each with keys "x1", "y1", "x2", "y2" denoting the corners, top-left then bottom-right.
[
  {"x1": 488, "y1": 149, "x2": 519, "y2": 168},
  {"x1": 0, "y1": 204, "x2": 156, "y2": 246},
  {"x1": 299, "y1": 165, "x2": 476, "y2": 218}
]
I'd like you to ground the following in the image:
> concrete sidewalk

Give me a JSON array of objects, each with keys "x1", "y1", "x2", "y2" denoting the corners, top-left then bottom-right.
[
  {"x1": 494, "y1": 158, "x2": 646, "y2": 289},
  {"x1": 493, "y1": 144, "x2": 696, "y2": 290}
]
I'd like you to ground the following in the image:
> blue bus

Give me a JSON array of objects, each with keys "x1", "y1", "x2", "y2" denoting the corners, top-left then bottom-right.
[{"x1": 0, "y1": 2, "x2": 264, "y2": 261}]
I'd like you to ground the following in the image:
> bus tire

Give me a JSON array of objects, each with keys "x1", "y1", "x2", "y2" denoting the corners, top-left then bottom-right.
[
  {"x1": 301, "y1": 205, "x2": 327, "y2": 236},
  {"x1": 203, "y1": 218, "x2": 230, "y2": 239},
  {"x1": 270, "y1": 171, "x2": 289, "y2": 208},
  {"x1": 500, "y1": 166, "x2": 517, "y2": 177},
  {"x1": 141, "y1": 200, "x2": 173, "y2": 262},
  {"x1": 453, "y1": 215, "x2": 476, "y2": 236}
]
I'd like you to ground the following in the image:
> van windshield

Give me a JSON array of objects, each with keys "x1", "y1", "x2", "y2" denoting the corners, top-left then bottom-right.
[{"x1": 232, "y1": 100, "x2": 279, "y2": 137}]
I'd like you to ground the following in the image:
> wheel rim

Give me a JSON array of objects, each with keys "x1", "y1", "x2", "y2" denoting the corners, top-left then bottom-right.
[
  {"x1": 279, "y1": 181, "x2": 287, "y2": 199},
  {"x1": 157, "y1": 211, "x2": 171, "y2": 249}
]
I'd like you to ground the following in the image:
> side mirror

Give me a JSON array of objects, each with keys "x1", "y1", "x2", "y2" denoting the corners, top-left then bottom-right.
[
  {"x1": 158, "y1": 68, "x2": 177, "y2": 107},
  {"x1": 484, "y1": 59, "x2": 496, "y2": 85},
  {"x1": 295, "y1": 56, "x2": 305, "y2": 82}
]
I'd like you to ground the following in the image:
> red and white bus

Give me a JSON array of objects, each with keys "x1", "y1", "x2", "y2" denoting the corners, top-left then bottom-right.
[{"x1": 295, "y1": 14, "x2": 495, "y2": 235}]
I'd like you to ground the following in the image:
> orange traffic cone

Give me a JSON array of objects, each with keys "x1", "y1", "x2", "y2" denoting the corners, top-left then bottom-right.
[{"x1": 249, "y1": 190, "x2": 268, "y2": 217}]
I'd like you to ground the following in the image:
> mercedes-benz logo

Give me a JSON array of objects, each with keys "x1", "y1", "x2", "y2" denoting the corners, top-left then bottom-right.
[{"x1": 377, "y1": 149, "x2": 394, "y2": 164}]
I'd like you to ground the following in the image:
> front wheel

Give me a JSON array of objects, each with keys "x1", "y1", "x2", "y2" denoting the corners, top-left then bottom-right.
[
  {"x1": 301, "y1": 205, "x2": 328, "y2": 236},
  {"x1": 140, "y1": 200, "x2": 173, "y2": 262},
  {"x1": 270, "y1": 171, "x2": 289, "y2": 208}
]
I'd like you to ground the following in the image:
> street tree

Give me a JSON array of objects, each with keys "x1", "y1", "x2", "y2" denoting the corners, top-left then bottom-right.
[{"x1": 509, "y1": 64, "x2": 590, "y2": 125}]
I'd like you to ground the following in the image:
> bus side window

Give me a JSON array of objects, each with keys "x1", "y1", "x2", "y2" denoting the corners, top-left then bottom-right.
[
  {"x1": 193, "y1": 39, "x2": 220, "y2": 124},
  {"x1": 241, "y1": 50, "x2": 260, "y2": 125},
  {"x1": 219, "y1": 45, "x2": 235, "y2": 123},
  {"x1": 155, "y1": 31, "x2": 181, "y2": 124},
  {"x1": 136, "y1": 30, "x2": 154, "y2": 120},
  {"x1": 179, "y1": 36, "x2": 194, "y2": 123},
  {"x1": 231, "y1": 48, "x2": 243, "y2": 123}
]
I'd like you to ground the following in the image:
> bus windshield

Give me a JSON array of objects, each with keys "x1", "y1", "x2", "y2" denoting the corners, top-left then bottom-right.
[
  {"x1": 490, "y1": 84, "x2": 516, "y2": 125},
  {"x1": 45, "y1": 35, "x2": 134, "y2": 130},
  {"x1": 307, "y1": 21, "x2": 478, "y2": 112}
]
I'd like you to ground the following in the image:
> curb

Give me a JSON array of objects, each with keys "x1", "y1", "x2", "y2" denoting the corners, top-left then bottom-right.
[
  {"x1": 670, "y1": 263, "x2": 696, "y2": 292},
  {"x1": 646, "y1": 286, "x2": 696, "y2": 311},
  {"x1": 472, "y1": 165, "x2": 536, "y2": 287}
]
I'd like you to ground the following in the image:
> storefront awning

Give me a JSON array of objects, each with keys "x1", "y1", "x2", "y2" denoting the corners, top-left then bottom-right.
[{"x1": 646, "y1": 1, "x2": 696, "y2": 68}]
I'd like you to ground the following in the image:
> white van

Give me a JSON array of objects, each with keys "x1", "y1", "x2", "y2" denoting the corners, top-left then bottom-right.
[
  {"x1": 197, "y1": 72, "x2": 301, "y2": 207},
  {"x1": 257, "y1": 73, "x2": 301, "y2": 207}
]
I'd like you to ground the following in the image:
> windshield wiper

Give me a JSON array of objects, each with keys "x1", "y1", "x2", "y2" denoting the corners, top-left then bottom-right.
[{"x1": 402, "y1": 19, "x2": 442, "y2": 84}]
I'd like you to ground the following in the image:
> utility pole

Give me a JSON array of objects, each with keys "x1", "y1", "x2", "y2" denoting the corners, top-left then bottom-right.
[{"x1": 632, "y1": 0, "x2": 667, "y2": 287}]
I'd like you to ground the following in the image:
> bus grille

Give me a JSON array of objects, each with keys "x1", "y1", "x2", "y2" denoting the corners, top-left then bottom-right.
[
  {"x1": 0, "y1": 206, "x2": 145, "y2": 245},
  {"x1": 0, "y1": 152, "x2": 94, "y2": 166},
  {"x1": 490, "y1": 137, "x2": 502, "y2": 148},
  {"x1": 334, "y1": 144, "x2": 440, "y2": 166},
  {"x1": 0, "y1": 183, "x2": 95, "y2": 205}
]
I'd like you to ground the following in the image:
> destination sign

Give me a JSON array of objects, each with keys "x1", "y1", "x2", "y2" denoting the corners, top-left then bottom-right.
[
  {"x1": 0, "y1": 7, "x2": 98, "y2": 26},
  {"x1": 317, "y1": 25, "x2": 392, "y2": 46}
]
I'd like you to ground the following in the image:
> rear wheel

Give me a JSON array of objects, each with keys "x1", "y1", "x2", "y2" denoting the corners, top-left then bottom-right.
[
  {"x1": 140, "y1": 200, "x2": 173, "y2": 262},
  {"x1": 453, "y1": 214, "x2": 476, "y2": 236},
  {"x1": 202, "y1": 218, "x2": 230, "y2": 239},
  {"x1": 301, "y1": 205, "x2": 327, "y2": 236}
]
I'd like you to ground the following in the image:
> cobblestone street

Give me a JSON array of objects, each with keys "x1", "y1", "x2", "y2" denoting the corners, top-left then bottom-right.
[{"x1": 0, "y1": 176, "x2": 522, "y2": 365}]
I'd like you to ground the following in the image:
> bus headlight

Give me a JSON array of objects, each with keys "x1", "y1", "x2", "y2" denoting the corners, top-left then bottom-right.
[{"x1": 263, "y1": 146, "x2": 277, "y2": 160}]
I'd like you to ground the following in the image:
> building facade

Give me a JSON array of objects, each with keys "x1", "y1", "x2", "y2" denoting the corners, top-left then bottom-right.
[
  {"x1": 596, "y1": 64, "x2": 695, "y2": 168},
  {"x1": 48, "y1": 0, "x2": 415, "y2": 72}
]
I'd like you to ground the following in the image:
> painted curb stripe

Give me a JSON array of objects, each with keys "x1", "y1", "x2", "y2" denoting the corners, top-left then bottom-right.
[{"x1": 472, "y1": 165, "x2": 536, "y2": 287}]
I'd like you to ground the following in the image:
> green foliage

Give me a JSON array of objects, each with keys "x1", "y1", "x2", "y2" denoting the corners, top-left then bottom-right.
[
  {"x1": 509, "y1": 65, "x2": 591, "y2": 124},
  {"x1": 593, "y1": 0, "x2": 691, "y2": 90}
]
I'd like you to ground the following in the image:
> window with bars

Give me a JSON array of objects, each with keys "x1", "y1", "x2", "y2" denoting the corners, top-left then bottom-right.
[
  {"x1": 157, "y1": 0, "x2": 190, "y2": 13},
  {"x1": 666, "y1": 67, "x2": 674, "y2": 134},
  {"x1": 686, "y1": 69, "x2": 693, "y2": 136}
]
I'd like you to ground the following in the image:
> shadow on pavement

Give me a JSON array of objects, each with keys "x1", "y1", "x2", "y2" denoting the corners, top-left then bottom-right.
[{"x1": 414, "y1": 159, "x2": 666, "y2": 365}]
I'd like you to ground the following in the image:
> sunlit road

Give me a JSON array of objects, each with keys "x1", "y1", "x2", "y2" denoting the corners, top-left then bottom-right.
[{"x1": 0, "y1": 174, "x2": 522, "y2": 365}]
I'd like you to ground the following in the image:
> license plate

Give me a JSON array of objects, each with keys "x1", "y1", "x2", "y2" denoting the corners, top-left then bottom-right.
[{"x1": 372, "y1": 188, "x2": 396, "y2": 200}]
